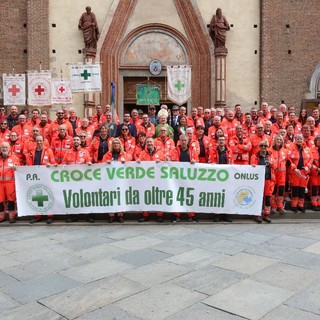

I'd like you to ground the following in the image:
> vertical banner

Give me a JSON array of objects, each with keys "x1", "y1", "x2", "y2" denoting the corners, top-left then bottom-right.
[
  {"x1": 2, "y1": 74, "x2": 26, "y2": 106},
  {"x1": 166, "y1": 65, "x2": 191, "y2": 105},
  {"x1": 51, "y1": 80, "x2": 73, "y2": 104},
  {"x1": 69, "y1": 64, "x2": 101, "y2": 92},
  {"x1": 27, "y1": 71, "x2": 52, "y2": 106}
]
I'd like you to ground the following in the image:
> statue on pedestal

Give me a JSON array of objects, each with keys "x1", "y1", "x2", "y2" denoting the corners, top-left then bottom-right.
[
  {"x1": 209, "y1": 8, "x2": 230, "y2": 53},
  {"x1": 78, "y1": 6, "x2": 99, "y2": 58}
]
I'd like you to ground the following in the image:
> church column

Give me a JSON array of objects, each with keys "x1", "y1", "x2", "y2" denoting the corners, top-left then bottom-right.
[{"x1": 214, "y1": 51, "x2": 227, "y2": 108}]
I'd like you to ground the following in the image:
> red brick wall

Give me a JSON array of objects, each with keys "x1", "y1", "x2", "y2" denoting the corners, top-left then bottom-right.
[{"x1": 261, "y1": 0, "x2": 320, "y2": 108}]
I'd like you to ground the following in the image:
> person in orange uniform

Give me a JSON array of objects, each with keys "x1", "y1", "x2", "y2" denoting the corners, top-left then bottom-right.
[
  {"x1": 102, "y1": 138, "x2": 130, "y2": 223},
  {"x1": 251, "y1": 141, "x2": 275, "y2": 223},
  {"x1": 26, "y1": 135, "x2": 56, "y2": 224},
  {"x1": 269, "y1": 135, "x2": 288, "y2": 213},
  {"x1": 12, "y1": 114, "x2": 32, "y2": 143},
  {"x1": 0, "y1": 119, "x2": 11, "y2": 142},
  {"x1": 249, "y1": 123, "x2": 272, "y2": 158},
  {"x1": 50, "y1": 124, "x2": 73, "y2": 164},
  {"x1": 287, "y1": 134, "x2": 313, "y2": 212},
  {"x1": 136, "y1": 137, "x2": 165, "y2": 223},
  {"x1": 154, "y1": 126, "x2": 175, "y2": 159},
  {"x1": 49, "y1": 109, "x2": 73, "y2": 140},
  {"x1": 195, "y1": 125, "x2": 211, "y2": 163},
  {"x1": 169, "y1": 134, "x2": 199, "y2": 223},
  {"x1": 229, "y1": 125, "x2": 252, "y2": 165},
  {"x1": 310, "y1": 136, "x2": 320, "y2": 211},
  {"x1": 0, "y1": 142, "x2": 20, "y2": 223}
]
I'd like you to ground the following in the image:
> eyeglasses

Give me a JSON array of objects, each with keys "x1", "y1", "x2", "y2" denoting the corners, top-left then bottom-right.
[
  {"x1": 260, "y1": 145, "x2": 268, "y2": 148},
  {"x1": 122, "y1": 128, "x2": 128, "y2": 131},
  {"x1": 0, "y1": 109, "x2": 5, "y2": 111},
  {"x1": 57, "y1": 112, "x2": 64, "y2": 115},
  {"x1": 79, "y1": 136, "x2": 86, "y2": 138},
  {"x1": 1, "y1": 123, "x2": 7, "y2": 125}
]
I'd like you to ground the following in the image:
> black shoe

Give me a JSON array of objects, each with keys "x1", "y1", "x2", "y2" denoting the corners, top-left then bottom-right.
[
  {"x1": 298, "y1": 207, "x2": 305, "y2": 213},
  {"x1": 311, "y1": 206, "x2": 319, "y2": 211},
  {"x1": 171, "y1": 216, "x2": 180, "y2": 223},
  {"x1": 291, "y1": 207, "x2": 298, "y2": 212},
  {"x1": 108, "y1": 216, "x2": 115, "y2": 223},
  {"x1": 156, "y1": 217, "x2": 164, "y2": 223},
  {"x1": 262, "y1": 215, "x2": 272, "y2": 223},
  {"x1": 224, "y1": 215, "x2": 233, "y2": 223},
  {"x1": 66, "y1": 217, "x2": 78, "y2": 223},
  {"x1": 213, "y1": 215, "x2": 220, "y2": 222},
  {"x1": 255, "y1": 216, "x2": 263, "y2": 224},
  {"x1": 30, "y1": 218, "x2": 41, "y2": 224},
  {"x1": 188, "y1": 217, "x2": 199, "y2": 223},
  {"x1": 86, "y1": 218, "x2": 95, "y2": 223},
  {"x1": 118, "y1": 216, "x2": 124, "y2": 223},
  {"x1": 138, "y1": 217, "x2": 149, "y2": 223},
  {"x1": 46, "y1": 218, "x2": 53, "y2": 224},
  {"x1": 9, "y1": 219, "x2": 16, "y2": 224}
]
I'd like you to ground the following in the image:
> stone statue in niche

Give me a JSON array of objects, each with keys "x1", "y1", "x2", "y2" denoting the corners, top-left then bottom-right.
[{"x1": 209, "y1": 8, "x2": 230, "y2": 53}]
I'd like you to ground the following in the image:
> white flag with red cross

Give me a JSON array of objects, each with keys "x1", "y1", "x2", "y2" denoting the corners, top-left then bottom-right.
[
  {"x1": 166, "y1": 65, "x2": 191, "y2": 105},
  {"x1": 51, "y1": 80, "x2": 73, "y2": 104},
  {"x1": 2, "y1": 74, "x2": 26, "y2": 106},
  {"x1": 69, "y1": 64, "x2": 101, "y2": 92},
  {"x1": 27, "y1": 70, "x2": 52, "y2": 106}
]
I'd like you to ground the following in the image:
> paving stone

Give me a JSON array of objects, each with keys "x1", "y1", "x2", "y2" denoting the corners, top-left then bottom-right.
[
  {"x1": 77, "y1": 304, "x2": 143, "y2": 320},
  {"x1": 230, "y1": 231, "x2": 275, "y2": 245},
  {"x1": 245, "y1": 243, "x2": 298, "y2": 260},
  {"x1": 304, "y1": 241, "x2": 320, "y2": 254},
  {"x1": 172, "y1": 265, "x2": 246, "y2": 295},
  {"x1": 250, "y1": 263, "x2": 320, "y2": 291},
  {"x1": 212, "y1": 252, "x2": 278, "y2": 275},
  {"x1": 1, "y1": 273, "x2": 81, "y2": 304},
  {"x1": 114, "y1": 248, "x2": 171, "y2": 266},
  {"x1": 179, "y1": 231, "x2": 223, "y2": 245},
  {"x1": 3, "y1": 254, "x2": 86, "y2": 281},
  {"x1": 1, "y1": 236, "x2": 59, "y2": 252},
  {"x1": 0, "y1": 255, "x2": 21, "y2": 269},
  {"x1": 285, "y1": 281, "x2": 320, "y2": 315},
  {"x1": 206, "y1": 238, "x2": 253, "y2": 255},
  {"x1": 197, "y1": 224, "x2": 255, "y2": 237},
  {"x1": 0, "y1": 302, "x2": 64, "y2": 320},
  {"x1": 167, "y1": 302, "x2": 245, "y2": 320},
  {"x1": 106, "y1": 226, "x2": 151, "y2": 240},
  {"x1": 150, "y1": 239, "x2": 199, "y2": 255},
  {"x1": 166, "y1": 248, "x2": 227, "y2": 269},
  {"x1": 150, "y1": 225, "x2": 199, "y2": 241},
  {"x1": 60, "y1": 257, "x2": 134, "y2": 284},
  {"x1": 0, "y1": 291, "x2": 20, "y2": 312},
  {"x1": 0, "y1": 247, "x2": 11, "y2": 256},
  {"x1": 117, "y1": 283, "x2": 206, "y2": 320},
  {"x1": 124, "y1": 261, "x2": 190, "y2": 286},
  {"x1": 39, "y1": 276, "x2": 147, "y2": 319},
  {"x1": 267, "y1": 235, "x2": 317, "y2": 249},
  {"x1": 202, "y1": 279, "x2": 293, "y2": 320},
  {"x1": 111, "y1": 235, "x2": 164, "y2": 250},
  {"x1": 280, "y1": 250, "x2": 320, "y2": 271},
  {"x1": 60, "y1": 234, "x2": 115, "y2": 251},
  {"x1": 260, "y1": 304, "x2": 320, "y2": 320},
  {"x1": 0, "y1": 271, "x2": 19, "y2": 288}
]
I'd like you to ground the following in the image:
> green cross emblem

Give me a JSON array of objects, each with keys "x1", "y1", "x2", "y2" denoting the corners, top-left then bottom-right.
[
  {"x1": 175, "y1": 80, "x2": 185, "y2": 91},
  {"x1": 32, "y1": 190, "x2": 49, "y2": 207},
  {"x1": 80, "y1": 70, "x2": 91, "y2": 80}
]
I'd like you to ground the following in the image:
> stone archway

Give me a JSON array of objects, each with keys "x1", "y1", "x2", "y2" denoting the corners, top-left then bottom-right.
[{"x1": 307, "y1": 64, "x2": 320, "y2": 99}]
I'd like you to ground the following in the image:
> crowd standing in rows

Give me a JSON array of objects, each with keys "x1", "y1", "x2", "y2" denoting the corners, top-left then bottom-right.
[{"x1": 0, "y1": 102, "x2": 318, "y2": 225}]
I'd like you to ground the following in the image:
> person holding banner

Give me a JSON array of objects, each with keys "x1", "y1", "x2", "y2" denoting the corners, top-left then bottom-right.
[
  {"x1": 0, "y1": 142, "x2": 20, "y2": 223},
  {"x1": 169, "y1": 134, "x2": 199, "y2": 223},
  {"x1": 251, "y1": 141, "x2": 275, "y2": 223},
  {"x1": 26, "y1": 135, "x2": 56, "y2": 224},
  {"x1": 102, "y1": 138, "x2": 130, "y2": 223},
  {"x1": 136, "y1": 137, "x2": 165, "y2": 223},
  {"x1": 91, "y1": 123, "x2": 111, "y2": 163}
]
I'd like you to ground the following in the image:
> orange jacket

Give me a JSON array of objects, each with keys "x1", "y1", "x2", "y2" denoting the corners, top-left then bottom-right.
[
  {"x1": 23, "y1": 137, "x2": 49, "y2": 156},
  {"x1": 12, "y1": 123, "x2": 33, "y2": 142},
  {"x1": 169, "y1": 146, "x2": 199, "y2": 162},
  {"x1": 90, "y1": 135, "x2": 111, "y2": 163},
  {"x1": 133, "y1": 143, "x2": 146, "y2": 160},
  {"x1": 50, "y1": 135, "x2": 73, "y2": 164},
  {"x1": 102, "y1": 151, "x2": 131, "y2": 162},
  {"x1": 49, "y1": 119, "x2": 73, "y2": 140},
  {"x1": 221, "y1": 118, "x2": 240, "y2": 137},
  {"x1": 187, "y1": 116, "x2": 204, "y2": 128},
  {"x1": 229, "y1": 135, "x2": 252, "y2": 163},
  {"x1": 250, "y1": 151, "x2": 275, "y2": 181},
  {"x1": 269, "y1": 146, "x2": 288, "y2": 173},
  {"x1": 0, "y1": 154, "x2": 20, "y2": 181},
  {"x1": 136, "y1": 123, "x2": 155, "y2": 137},
  {"x1": 154, "y1": 136, "x2": 175, "y2": 157},
  {"x1": 92, "y1": 113, "x2": 107, "y2": 128},
  {"x1": 119, "y1": 136, "x2": 136, "y2": 159},
  {"x1": 62, "y1": 147, "x2": 91, "y2": 165},
  {"x1": 75, "y1": 125, "x2": 96, "y2": 144},
  {"x1": 38, "y1": 123, "x2": 51, "y2": 143},
  {"x1": 0, "y1": 129, "x2": 11, "y2": 142},
  {"x1": 249, "y1": 133, "x2": 272, "y2": 158},
  {"x1": 208, "y1": 147, "x2": 233, "y2": 164},
  {"x1": 139, "y1": 149, "x2": 165, "y2": 161},
  {"x1": 9, "y1": 141, "x2": 24, "y2": 164},
  {"x1": 310, "y1": 146, "x2": 320, "y2": 177},
  {"x1": 25, "y1": 146, "x2": 56, "y2": 166},
  {"x1": 287, "y1": 144, "x2": 313, "y2": 174}
]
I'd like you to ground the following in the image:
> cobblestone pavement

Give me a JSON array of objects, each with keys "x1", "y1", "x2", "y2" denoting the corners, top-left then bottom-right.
[{"x1": 1, "y1": 221, "x2": 320, "y2": 319}]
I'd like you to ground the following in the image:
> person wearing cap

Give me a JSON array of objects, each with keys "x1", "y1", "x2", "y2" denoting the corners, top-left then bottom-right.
[
  {"x1": 251, "y1": 140, "x2": 275, "y2": 223},
  {"x1": 169, "y1": 105, "x2": 181, "y2": 129},
  {"x1": 148, "y1": 105, "x2": 157, "y2": 125}
]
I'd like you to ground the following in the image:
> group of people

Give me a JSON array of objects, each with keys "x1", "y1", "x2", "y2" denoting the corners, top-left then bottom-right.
[{"x1": 0, "y1": 101, "x2": 318, "y2": 224}]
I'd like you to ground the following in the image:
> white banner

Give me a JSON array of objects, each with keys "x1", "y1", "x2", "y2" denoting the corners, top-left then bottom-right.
[
  {"x1": 3, "y1": 74, "x2": 26, "y2": 106},
  {"x1": 166, "y1": 65, "x2": 191, "y2": 105},
  {"x1": 69, "y1": 64, "x2": 101, "y2": 92},
  {"x1": 27, "y1": 71, "x2": 51, "y2": 106},
  {"x1": 15, "y1": 162, "x2": 265, "y2": 216},
  {"x1": 51, "y1": 80, "x2": 73, "y2": 104}
]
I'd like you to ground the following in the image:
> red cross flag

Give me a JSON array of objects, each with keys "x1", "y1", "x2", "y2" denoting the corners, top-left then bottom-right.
[
  {"x1": 69, "y1": 64, "x2": 101, "y2": 92},
  {"x1": 2, "y1": 74, "x2": 26, "y2": 106},
  {"x1": 27, "y1": 71, "x2": 52, "y2": 106},
  {"x1": 166, "y1": 65, "x2": 191, "y2": 105},
  {"x1": 51, "y1": 80, "x2": 72, "y2": 104}
]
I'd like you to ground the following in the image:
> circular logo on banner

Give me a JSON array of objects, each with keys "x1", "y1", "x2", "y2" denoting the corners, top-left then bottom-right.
[
  {"x1": 27, "y1": 184, "x2": 54, "y2": 212},
  {"x1": 149, "y1": 60, "x2": 162, "y2": 75},
  {"x1": 233, "y1": 186, "x2": 255, "y2": 209}
]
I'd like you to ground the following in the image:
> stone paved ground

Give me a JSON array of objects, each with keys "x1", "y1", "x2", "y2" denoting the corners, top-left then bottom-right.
[{"x1": 1, "y1": 221, "x2": 320, "y2": 319}]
